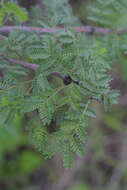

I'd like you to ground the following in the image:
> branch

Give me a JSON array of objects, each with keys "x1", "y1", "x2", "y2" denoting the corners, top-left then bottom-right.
[
  {"x1": 4, "y1": 57, "x2": 71, "y2": 82},
  {"x1": 5, "y1": 58, "x2": 79, "y2": 86},
  {"x1": 0, "y1": 25, "x2": 126, "y2": 36},
  {"x1": 6, "y1": 58, "x2": 38, "y2": 71}
]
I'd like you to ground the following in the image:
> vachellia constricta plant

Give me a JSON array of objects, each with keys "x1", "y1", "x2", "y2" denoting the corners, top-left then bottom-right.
[{"x1": 0, "y1": 0, "x2": 120, "y2": 168}]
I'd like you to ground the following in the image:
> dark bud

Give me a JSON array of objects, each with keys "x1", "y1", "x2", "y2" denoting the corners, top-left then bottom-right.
[
  {"x1": 63, "y1": 75, "x2": 80, "y2": 86},
  {"x1": 63, "y1": 75, "x2": 72, "y2": 85}
]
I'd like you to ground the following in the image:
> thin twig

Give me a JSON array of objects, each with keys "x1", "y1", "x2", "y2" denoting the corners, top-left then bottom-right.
[
  {"x1": 5, "y1": 58, "x2": 68, "y2": 81},
  {"x1": 6, "y1": 58, "x2": 38, "y2": 71},
  {"x1": 0, "y1": 25, "x2": 127, "y2": 36}
]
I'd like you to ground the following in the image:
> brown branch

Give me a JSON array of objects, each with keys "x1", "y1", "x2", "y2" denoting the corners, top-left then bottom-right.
[
  {"x1": 5, "y1": 58, "x2": 79, "y2": 85},
  {"x1": 0, "y1": 26, "x2": 62, "y2": 35},
  {"x1": 5, "y1": 58, "x2": 67, "y2": 81},
  {"x1": 0, "y1": 25, "x2": 127, "y2": 36},
  {"x1": 6, "y1": 58, "x2": 38, "y2": 71}
]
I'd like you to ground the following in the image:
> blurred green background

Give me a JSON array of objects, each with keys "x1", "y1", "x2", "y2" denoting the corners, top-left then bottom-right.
[{"x1": 0, "y1": 0, "x2": 127, "y2": 190}]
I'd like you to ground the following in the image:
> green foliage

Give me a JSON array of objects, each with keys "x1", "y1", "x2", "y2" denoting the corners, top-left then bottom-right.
[
  {"x1": 5, "y1": 2, "x2": 27, "y2": 22},
  {"x1": 0, "y1": 1, "x2": 27, "y2": 26},
  {"x1": 0, "y1": 0, "x2": 119, "y2": 168},
  {"x1": 87, "y1": 0, "x2": 127, "y2": 81},
  {"x1": 63, "y1": 143, "x2": 74, "y2": 169},
  {"x1": 87, "y1": 0, "x2": 127, "y2": 29},
  {"x1": 43, "y1": 0, "x2": 79, "y2": 26}
]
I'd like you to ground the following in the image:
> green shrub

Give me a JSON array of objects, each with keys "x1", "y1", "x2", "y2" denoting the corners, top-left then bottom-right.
[{"x1": 0, "y1": 0, "x2": 120, "y2": 168}]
